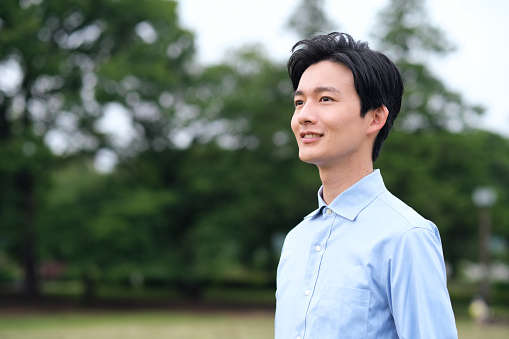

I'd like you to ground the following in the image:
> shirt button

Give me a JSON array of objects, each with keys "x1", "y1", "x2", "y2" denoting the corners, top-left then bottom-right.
[
  {"x1": 315, "y1": 245, "x2": 321, "y2": 252},
  {"x1": 326, "y1": 208, "x2": 332, "y2": 215},
  {"x1": 304, "y1": 289, "x2": 310, "y2": 296}
]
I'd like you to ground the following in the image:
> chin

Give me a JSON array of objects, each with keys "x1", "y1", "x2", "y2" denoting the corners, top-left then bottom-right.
[{"x1": 298, "y1": 153, "x2": 319, "y2": 165}]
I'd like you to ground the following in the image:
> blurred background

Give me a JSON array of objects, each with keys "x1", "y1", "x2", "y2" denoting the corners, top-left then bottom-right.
[{"x1": 0, "y1": 0, "x2": 508, "y2": 337}]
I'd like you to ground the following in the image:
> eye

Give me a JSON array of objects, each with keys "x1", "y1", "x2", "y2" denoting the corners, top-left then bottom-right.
[
  {"x1": 294, "y1": 99, "x2": 304, "y2": 107},
  {"x1": 320, "y1": 96, "x2": 333, "y2": 102}
]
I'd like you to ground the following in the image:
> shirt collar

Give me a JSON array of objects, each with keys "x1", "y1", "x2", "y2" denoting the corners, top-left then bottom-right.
[{"x1": 314, "y1": 169, "x2": 387, "y2": 221}]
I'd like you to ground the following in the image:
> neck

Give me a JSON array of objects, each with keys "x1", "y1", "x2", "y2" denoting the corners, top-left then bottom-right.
[{"x1": 318, "y1": 159, "x2": 374, "y2": 205}]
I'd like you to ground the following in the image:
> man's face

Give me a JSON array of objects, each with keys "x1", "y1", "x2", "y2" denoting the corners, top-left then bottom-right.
[{"x1": 291, "y1": 60, "x2": 373, "y2": 169}]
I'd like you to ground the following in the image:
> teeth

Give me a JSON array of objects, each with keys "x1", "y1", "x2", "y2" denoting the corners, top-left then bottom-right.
[{"x1": 304, "y1": 134, "x2": 321, "y2": 138}]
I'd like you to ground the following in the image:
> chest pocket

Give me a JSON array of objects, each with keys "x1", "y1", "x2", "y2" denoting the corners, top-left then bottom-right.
[{"x1": 311, "y1": 285, "x2": 370, "y2": 338}]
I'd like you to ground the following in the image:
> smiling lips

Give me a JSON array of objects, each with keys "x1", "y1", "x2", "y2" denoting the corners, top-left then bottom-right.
[{"x1": 301, "y1": 132, "x2": 323, "y2": 142}]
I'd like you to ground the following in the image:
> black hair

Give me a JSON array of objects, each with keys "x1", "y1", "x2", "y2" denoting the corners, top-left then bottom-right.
[{"x1": 287, "y1": 32, "x2": 404, "y2": 162}]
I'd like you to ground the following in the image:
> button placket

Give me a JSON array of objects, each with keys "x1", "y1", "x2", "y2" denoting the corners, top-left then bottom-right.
[{"x1": 296, "y1": 208, "x2": 334, "y2": 339}]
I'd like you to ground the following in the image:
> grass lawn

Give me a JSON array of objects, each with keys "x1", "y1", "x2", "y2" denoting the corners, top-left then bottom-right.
[
  {"x1": 0, "y1": 311, "x2": 274, "y2": 339},
  {"x1": 0, "y1": 282, "x2": 507, "y2": 338},
  {"x1": 0, "y1": 310, "x2": 508, "y2": 339}
]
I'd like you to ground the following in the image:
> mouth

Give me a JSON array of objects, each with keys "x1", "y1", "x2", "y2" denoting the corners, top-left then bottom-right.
[
  {"x1": 302, "y1": 133, "x2": 322, "y2": 139},
  {"x1": 300, "y1": 132, "x2": 323, "y2": 143}
]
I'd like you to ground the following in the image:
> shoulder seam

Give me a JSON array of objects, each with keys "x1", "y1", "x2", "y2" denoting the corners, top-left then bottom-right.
[{"x1": 375, "y1": 193, "x2": 430, "y2": 230}]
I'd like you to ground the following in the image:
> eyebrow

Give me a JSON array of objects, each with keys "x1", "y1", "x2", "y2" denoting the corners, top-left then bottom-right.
[{"x1": 293, "y1": 86, "x2": 342, "y2": 97}]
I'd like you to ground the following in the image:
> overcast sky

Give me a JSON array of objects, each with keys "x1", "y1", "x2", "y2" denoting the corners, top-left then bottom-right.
[{"x1": 178, "y1": 0, "x2": 509, "y2": 137}]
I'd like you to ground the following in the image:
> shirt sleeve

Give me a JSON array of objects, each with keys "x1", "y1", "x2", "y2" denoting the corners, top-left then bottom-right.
[{"x1": 387, "y1": 225, "x2": 458, "y2": 339}]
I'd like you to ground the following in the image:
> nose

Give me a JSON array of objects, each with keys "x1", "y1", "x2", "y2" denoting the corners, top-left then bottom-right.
[{"x1": 296, "y1": 101, "x2": 317, "y2": 125}]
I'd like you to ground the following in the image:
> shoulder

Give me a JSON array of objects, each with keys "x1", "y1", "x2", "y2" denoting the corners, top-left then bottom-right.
[
  {"x1": 373, "y1": 190, "x2": 436, "y2": 233},
  {"x1": 353, "y1": 189, "x2": 442, "y2": 261}
]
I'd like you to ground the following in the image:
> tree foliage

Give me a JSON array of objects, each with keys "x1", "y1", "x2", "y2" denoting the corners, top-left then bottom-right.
[
  {"x1": 0, "y1": 0, "x2": 194, "y2": 298},
  {"x1": 286, "y1": 0, "x2": 336, "y2": 39},
  {"x1": 379, "y1": 130, "x2": 509, "y2": 272},
  {"x1": 373, "y1": 0, "x2": 484, "y2": 132},
  {"x1": 0, "y1": 0, "x2": 508, "y2": 304}
]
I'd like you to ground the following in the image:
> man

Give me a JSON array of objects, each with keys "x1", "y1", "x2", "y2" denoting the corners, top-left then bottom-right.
[{"x1": 275, "y1": 32, "x2": 457, "y2": 339}]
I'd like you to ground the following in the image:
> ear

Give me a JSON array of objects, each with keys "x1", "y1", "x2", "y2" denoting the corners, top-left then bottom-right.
[{"x1": 366, "y1": 105, "x2": 388, "y2": 135}]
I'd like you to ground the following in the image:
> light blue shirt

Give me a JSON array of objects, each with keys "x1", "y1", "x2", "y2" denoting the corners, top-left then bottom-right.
[{"x1": 275, "y1": 170, "x2": 457, "y2": 339}]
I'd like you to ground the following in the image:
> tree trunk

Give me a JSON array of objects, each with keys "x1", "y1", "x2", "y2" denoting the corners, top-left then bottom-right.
[
  {"x1": 0, "y1": 101, "x2": 10, "y2": 140},
  {"x1": 16, "y1": 168, "x2": 40, "y2": 299},
  {"x1": 81, "y1": 270, "x2": 98, "y2": 306}
]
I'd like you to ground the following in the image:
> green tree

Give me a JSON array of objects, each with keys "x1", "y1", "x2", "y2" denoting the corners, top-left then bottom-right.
[
  {"x1": 38, "y1": 158, "x2": 182, "y2": 303},
  {"x1": 104, "y1": 46, "x2": 322, "y2": 293},
  {"x1": 0, "y1": 0, "x2": 194, "y2": 299},
  {"x1": 286, "y1": 0, "x2": 336, "y2": 39},
  {"x1": 283, "y1": 0, "x2": 509, "y2": 276},
  {"x1": 378, "y1": 130, "x2": 509, "y2": 274},
  {"x1": 369, "y1": 0, "x2": 509, "y2": 274},
  {"x1": 372, "y1": 0, "x2": 483, "y2": 131},
  {"x1": 186, "y1": 46, "x2": 320, "y2": 270}
]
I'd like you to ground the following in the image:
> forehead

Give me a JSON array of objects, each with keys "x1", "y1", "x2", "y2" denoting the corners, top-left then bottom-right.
[{"x1": 296, "y1": 60, "x2": 355, "y2": 94}]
